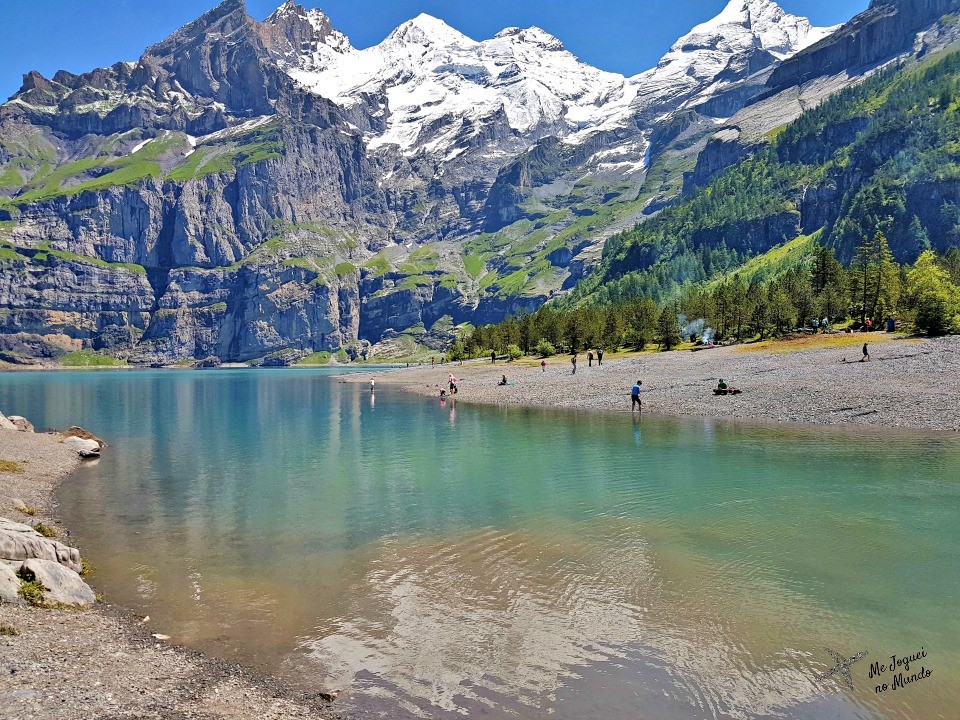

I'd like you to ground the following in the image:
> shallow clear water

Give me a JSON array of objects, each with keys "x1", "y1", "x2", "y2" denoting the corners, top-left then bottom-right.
[{"x1": 1, "y1": 369, "x2": 958, "y2": 719}]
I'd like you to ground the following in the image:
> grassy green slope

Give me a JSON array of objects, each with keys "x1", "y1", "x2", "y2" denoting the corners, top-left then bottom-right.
[{"x1": 573, "y1": 49, "x2": 960, "y2": 307}]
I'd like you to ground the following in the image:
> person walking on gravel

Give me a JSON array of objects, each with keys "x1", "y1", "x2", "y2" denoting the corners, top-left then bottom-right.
[
  {"x1": 631, "y1": 380, "x2": 642, "y2": 413},
  {"x1": 541, "y1": 359, "x2": 547, "y2": 373},
  {"x1": 588, "y1": 350, "x2": 594, "y2": 367},
  {"x1": 571, "y1": 354, "x2": 578, "y2": 375},
  {"x1": 597, "y1": 348, "x2": 603, "y2": 366},
  {"x1": 862, "y1": 343, "x2": 870, "y2": 362}
]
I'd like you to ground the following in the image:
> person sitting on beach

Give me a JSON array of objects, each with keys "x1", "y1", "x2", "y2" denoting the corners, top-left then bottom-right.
[
  {"x1": 498, "y1": 374, "x2": 508, "y2": 386},
  {"x1": 714, "y1": 379, "x2": 742, "y2": 395}
]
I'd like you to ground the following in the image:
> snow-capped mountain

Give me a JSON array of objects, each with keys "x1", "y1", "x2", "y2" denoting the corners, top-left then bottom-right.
[
  {"x1": 263, "y1": 0, "x2": 832, "y2": 160},
  {"x1": 631, "y1": 0, "x2": 836, "y2": 114}
]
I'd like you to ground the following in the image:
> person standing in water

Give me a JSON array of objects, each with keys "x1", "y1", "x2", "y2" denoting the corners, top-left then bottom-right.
[
  {"x1": 369, "y1": 378, "x2": 375, "y2": 392},
  {"x1": 631, "y1": 380, "x2": 642, "y2": 413}
]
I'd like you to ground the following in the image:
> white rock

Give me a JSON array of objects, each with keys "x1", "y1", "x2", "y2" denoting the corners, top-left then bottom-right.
[
  {"x1": 6, "y1": 416, "x2": 34, "y2": 433},
  {"x1": 63, "y1": 436, "x2": 101, "y2": 457},
  {"x1": 0, "y1": 517, "x2": 82, "y2": 572},
  {"x1": 0, "y1": 413, "x2": 16, "y2": 431},
  {"x1": 0, "y1": 562, "x2": 24, "y2": 604},
  {"x1": 19, "y1": 558, "x2": 96, "y2": 608}
]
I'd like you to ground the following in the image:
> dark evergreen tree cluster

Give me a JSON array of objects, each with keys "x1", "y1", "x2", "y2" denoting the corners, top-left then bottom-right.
[{"x1": 459, "y1": 244, "x2": 960, "y2": 357}]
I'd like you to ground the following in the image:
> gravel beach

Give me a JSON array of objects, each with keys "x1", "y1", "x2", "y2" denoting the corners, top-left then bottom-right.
[
  {"x1": 353, "y1": 333, "x2": 960, "y2": 432},
  {"x1": 0, "y1": 430, "x2": 343, "y2": 720}
]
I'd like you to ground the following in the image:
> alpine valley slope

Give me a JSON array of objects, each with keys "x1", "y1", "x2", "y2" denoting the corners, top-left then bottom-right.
[{"x1": 1, "y1": 0, "x2": 835, "y2": 363}]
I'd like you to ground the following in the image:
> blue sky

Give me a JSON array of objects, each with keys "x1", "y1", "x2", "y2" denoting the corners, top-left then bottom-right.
[{"x1": 1, "y1": 0, "x2": 869, "y2": 101}]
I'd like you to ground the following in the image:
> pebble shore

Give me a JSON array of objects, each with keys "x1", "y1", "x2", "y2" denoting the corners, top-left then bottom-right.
[
  {"x1": 356, "y1": 333, "x2": 960, "y2": 432},
  {"x1": 0, "y1": 431, "x2": 343, "y2": 720}
]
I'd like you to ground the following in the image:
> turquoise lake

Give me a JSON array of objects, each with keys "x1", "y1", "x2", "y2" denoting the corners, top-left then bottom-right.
[{"x1": 1, "y1": 369, "x2": 958, "y2": 719}]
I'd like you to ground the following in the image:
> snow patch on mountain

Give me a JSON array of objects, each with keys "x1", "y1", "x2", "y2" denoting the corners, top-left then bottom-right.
[{"x1": 265, "y1": 0, "x2": 834, "y2": 160}]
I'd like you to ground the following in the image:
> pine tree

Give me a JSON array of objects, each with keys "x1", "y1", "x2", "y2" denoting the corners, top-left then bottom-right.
[{"x1": 656, "y1": 306, "x2": 681, "y2": 350}]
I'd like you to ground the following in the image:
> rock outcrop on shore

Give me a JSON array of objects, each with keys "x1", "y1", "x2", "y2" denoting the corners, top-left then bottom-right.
[{"x1": 0, "y1": 417, "x2": 97, "y2": 608}]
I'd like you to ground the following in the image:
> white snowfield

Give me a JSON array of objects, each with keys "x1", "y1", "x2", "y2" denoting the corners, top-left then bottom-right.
[{"x1": 263, "y1": 0, "x2": 834, "y2": 159}]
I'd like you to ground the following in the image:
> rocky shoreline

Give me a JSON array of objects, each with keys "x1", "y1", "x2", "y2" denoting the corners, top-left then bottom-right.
[
  {"x1": 349, "y1": 333, "x2": 960, "y2": 432},
  {"x1": 0, "y1": 424, "x2": 343, "y2": 719}
]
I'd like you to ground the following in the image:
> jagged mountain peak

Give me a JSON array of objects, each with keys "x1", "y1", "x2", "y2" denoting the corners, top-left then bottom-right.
[
  {"x1": 668, "y1": 0, "x2": 835, "y2": 60},
  {"x1": 259, "y1": 1, "x2": 352, "y2": 68},
  {"x1": 146, "y1": 0, "x2": 251, "y2": 57},
  {"x1": 385, "y1": 13, "x2": 477, "y2": 48},
  {"x1": 493, "y1": 26, "x2": 566, "y2": 52}
]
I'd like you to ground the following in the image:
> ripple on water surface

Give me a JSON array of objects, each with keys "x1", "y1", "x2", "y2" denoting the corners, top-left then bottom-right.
[{"x1": 0, "y1": 369, "x2": 956, "y2": 719}]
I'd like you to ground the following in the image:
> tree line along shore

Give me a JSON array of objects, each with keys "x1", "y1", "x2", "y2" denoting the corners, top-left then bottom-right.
[{"x1": 450, "y1": 241, "x2": 960, "y2": 364}]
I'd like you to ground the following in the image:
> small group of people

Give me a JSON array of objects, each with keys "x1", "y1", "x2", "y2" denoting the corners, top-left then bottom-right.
[
  {"x1": 811, "y1": 317, "x2": 830, "y2": 333},
  {"x1": 569, "y1": 348, "x2": 604, "y2": 375},
  {"x1": 439, "y1": 373, "x2": 460, "y2": 397}
]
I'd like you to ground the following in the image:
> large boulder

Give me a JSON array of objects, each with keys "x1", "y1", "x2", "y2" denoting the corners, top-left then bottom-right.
[
  {"x1": 63, "y1": 436, "x2": 101, "y2": 458},
  {"x1": 7, "y1": 416, "x2": 34, "y2": 433},
  {"x1": 61, "y1": 426, "x2": 106, "y2": 449},
  {"x1": 0, "y1": 412, "x2": 17, "y2": 431},
  {"x1": 0, "y1": 562, "x2": 24, "y2": 604},
  {"x1": 18, "y1": 558, "x2": 95, "y2": 608},
  {"x1": 0, "y1": 517, "x2": 82, "y2": 572}
]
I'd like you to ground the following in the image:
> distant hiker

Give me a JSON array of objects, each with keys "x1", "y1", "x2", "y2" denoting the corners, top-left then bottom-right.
[
  {"x1": 491, "y1": 350, "x2": 496, "y2": 364},
  {"x1": 587, "y1": 351, "x2": 594, "y2": 367},
  {"x1": 498, "y1": 374, "x2": 508, "y2": 386},
  {"x1": 441, "y1": 356, "x2": 446, "y2": 365},
  {"x1": 571, "y1": 354, "x2": 578, "y2": 374},
  {"x1": 862, "y1": 343, "x2": 870, "y2": 362},
  {"x1": 431, "y1": 356, "x2": 435, "y2": 367},
  {"x1": 597, "y1": 348, "x2": 603, "y2": 366},
  {"x1": 812, "y1": 318, "x2": 819, "y2": 332},
  {"x1": 631, "y1": 380, "x2": 642, "y2": 413},
  {"x1": 541, "y1": 359, "x2": 547, "y2": 373}
]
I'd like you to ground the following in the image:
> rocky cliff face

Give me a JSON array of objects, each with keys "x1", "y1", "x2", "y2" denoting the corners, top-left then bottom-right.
[
  {"x1": 0, "y1": 0, "x2": 869, "y2": 362},
  {"x1": 684, "y1": 0, "x2": 960, "y2": 194}
]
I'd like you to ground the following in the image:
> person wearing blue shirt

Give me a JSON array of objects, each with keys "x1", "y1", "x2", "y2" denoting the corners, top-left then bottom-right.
[{"x1": 631, "y1": 380, "x2": 642, "y2": 413}]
